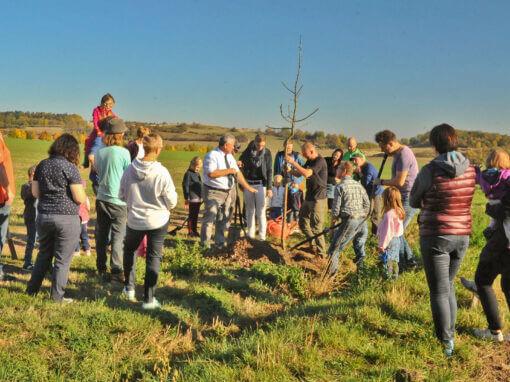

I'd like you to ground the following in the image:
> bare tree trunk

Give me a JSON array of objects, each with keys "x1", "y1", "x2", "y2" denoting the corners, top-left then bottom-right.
[{"x1": 269, "y1": 37, "x2": 319, "y2": 250}]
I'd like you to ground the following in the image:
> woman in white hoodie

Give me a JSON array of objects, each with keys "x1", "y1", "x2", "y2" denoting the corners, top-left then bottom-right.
[{"x1": 119, "y1": 134, "x2": 178, "y2": 310}]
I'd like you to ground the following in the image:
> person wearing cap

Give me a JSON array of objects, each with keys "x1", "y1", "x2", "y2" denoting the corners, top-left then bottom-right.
[
  {"x1": 342, "y1": 137, "x2": 364, "y2": 162},
  {"x1": 201, "y1": 134, "x2": 257, "y2": 249},
  {"x1": 94, "y1": 117, "x2": 131, "y2": 282},
  {"x1": 351, "y1": 152, "x2": 385, "y2": 234}
]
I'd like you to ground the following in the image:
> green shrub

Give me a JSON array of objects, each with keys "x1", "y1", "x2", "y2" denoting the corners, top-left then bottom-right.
[
  {"x1": 167, "y1": 239, "x2": 210, "y2": 276},
  {"x1": 250, "y1": 263, "x2": 307, "y2": 298}
]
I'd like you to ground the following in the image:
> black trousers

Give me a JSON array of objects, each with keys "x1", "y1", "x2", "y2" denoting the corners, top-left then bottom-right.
[
  {"x1": 475, "y1": 227, "x2": 510, "y2": 330},
  {"x1": 123, "y1": 220, "x2": 169, "y2": 303},
  {"x1": 187, "y1": 202, "x2": 201, "y2": 234}
]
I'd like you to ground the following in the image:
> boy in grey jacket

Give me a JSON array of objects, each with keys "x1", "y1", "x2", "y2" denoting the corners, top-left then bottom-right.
[
  {"x1": 119, "y1": 134, "x2": 178, "y2": 310},
  {"x1": 328, "y1": 161, "x2": 370, "y2": 276}
]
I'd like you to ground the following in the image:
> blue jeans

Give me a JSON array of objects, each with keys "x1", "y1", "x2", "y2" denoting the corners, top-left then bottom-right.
[
  {"x1": 328, "y1": 217, "x2": 368, "y2": 275},
  {"x1": 379, "y1": 236, "x2": 401, "y2": 279},
  {"x1": 0, "y1": 204, "x2": 11, "y2": 254},
  {"x1": 24, "y1": 218, "x2": 38, "y2": 267},
  {"x1": 75, "y1": 223, "x2": 90, "y2": 251},
  {"x1": 399, "y1": 195, "x2": 418, "y2": 266},
  {"x1": 421, "y1": 235, "x2": 469, "y2": 342}
]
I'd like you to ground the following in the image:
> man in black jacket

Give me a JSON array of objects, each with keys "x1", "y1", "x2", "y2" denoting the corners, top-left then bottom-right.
[{"x1": 240, "y1": 134, "x2": 273, "y2": 240}]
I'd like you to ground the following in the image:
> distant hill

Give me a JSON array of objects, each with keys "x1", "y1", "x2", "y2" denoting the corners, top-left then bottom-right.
[{"x1": 0, "y1": 111, "x2": 87, "y2": 129}]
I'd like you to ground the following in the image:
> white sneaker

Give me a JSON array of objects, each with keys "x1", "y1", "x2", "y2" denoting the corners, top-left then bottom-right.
[
  {"x1": 73, "y1": 251, "x2": 80, "y2": 257},
  {"x1": 61, "y1": 297, "x2": 74, "y2": 304},
  {"x1": 122, "y1": 287, "x2": 136, "y2": 302},
  {"x1": 473, "y1": 328, "x2": 505, "y2": 342},
  {"x1": 142, "y1": 298, "x2": 161, "y2": 310}
]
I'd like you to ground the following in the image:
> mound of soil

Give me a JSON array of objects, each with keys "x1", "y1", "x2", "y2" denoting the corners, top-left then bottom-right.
[
  {"x1": 205, "y1": 238, "x2": 328, "y2": 274},
  {"x1": 474, "y1": 342, "x2": 510, "y2": 381}
]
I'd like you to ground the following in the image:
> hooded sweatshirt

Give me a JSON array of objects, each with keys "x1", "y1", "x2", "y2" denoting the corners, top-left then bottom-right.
[
  {"x1": 476, "y1": 168, "x2": 510, "y2": 201},
  {"x1": 410, "y1": 151, "x2": 476, "y2": 236},
  {"x1": 120, "y1": 158, "x2": 178, "y2": 230}
]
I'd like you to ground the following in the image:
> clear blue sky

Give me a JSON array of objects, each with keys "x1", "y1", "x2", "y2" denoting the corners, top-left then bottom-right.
[{"x1": 1, "y1": 1, "x2": 509, "y2": 140}]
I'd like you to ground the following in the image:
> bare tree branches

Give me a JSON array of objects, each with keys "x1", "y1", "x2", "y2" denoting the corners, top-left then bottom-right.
[
  {"x1": 277, "y1": 36, "x2": 318, "y2": 140},
  {"x1": 271, "y1": 36, "x2": 319, "y2": 249}
]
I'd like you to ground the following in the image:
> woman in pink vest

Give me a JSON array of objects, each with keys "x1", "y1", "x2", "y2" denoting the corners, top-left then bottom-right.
[{"x1": 410, "y1": 124, "x2": 476, "y2": 357}]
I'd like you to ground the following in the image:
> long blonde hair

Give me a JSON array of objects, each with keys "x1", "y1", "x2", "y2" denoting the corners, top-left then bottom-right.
[
  {"x1": 382, "y1": 186, "x2": 405, "y2": 220},
  {"x1": 485, "y1": 148, "x2": 510, "y2": 170}
]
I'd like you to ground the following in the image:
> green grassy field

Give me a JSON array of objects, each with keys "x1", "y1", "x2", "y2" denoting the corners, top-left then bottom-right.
[{"x1": 1, "y1": 137, "x2": 509, "y2": 381}]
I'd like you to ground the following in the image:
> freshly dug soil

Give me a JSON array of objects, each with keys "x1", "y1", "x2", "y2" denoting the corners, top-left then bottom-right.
[{"x1": 205, "y1": 238, "x2": 328, "y2": 274}]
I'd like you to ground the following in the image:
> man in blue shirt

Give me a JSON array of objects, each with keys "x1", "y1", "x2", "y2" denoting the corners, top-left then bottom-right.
[{"x1": 351, "y1": 152, "x2": 384, "y2": 235}]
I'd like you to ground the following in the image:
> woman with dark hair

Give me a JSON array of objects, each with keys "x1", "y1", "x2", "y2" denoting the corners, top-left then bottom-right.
[
  {"x1": 27, "y1": 134, "x2": 87, "y2": 302},
  {"x1": 325, "y1": 148, "x2": 343, "y2": 209},
  {"x1": 410, "y1": 123, "x2": 476, "y2": 356}
]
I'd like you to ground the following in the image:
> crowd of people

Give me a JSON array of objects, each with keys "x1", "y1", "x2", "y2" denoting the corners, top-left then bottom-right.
[{"x1": 0, "y1": 93, "x2": 509, "y2": 357}]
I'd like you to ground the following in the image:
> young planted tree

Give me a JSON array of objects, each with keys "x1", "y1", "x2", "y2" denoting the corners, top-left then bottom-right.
[{"x1": 268, "y1": 37, "x2": 319, "y2": 249}]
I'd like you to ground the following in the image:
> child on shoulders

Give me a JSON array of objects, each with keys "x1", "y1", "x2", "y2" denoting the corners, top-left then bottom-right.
[{"x1": 84, "y1": 93, "x2": 117, "y2": 168}]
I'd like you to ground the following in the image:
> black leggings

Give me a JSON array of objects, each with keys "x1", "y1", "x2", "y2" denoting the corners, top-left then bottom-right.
[
  {"x1": 187, "y1": 202, "x2": 201, "y2": 234},
  {"x1": 474, "y1": 229, "x2": 510, "y2": 331}
]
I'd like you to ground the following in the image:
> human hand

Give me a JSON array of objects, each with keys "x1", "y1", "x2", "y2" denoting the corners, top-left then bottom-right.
[
  {"x1": 248, "y1": 186, "x2": 257, "y2": 193},
  {"x1": 285, "y1": 155, "x2": 295, "y2": 166},
  {"x1": 378, "y1": 246, "x2": 384, "y2": 253},
  {"x1": 266, "y1": 189, "x2": 273, "y2": 198},
  {"x1": 237, "y1": 161, "x2": 243, "y2": 168},
  {"x1": 184, "y1": 200, "x2": 189, "y2": 209}
]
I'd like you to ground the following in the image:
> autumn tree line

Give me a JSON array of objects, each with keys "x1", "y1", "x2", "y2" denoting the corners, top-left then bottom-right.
[{"x1": 1, "y1": 111, "x2": 508, "y2": 158}]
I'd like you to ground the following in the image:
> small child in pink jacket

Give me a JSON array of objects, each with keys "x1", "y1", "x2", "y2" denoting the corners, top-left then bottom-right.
[
  {"x1": 377, "y1": 186, "x2": 405, "y2": 279},
  {"x1": 74, "y1": 180, "x2": 91, "y2": 256}
]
